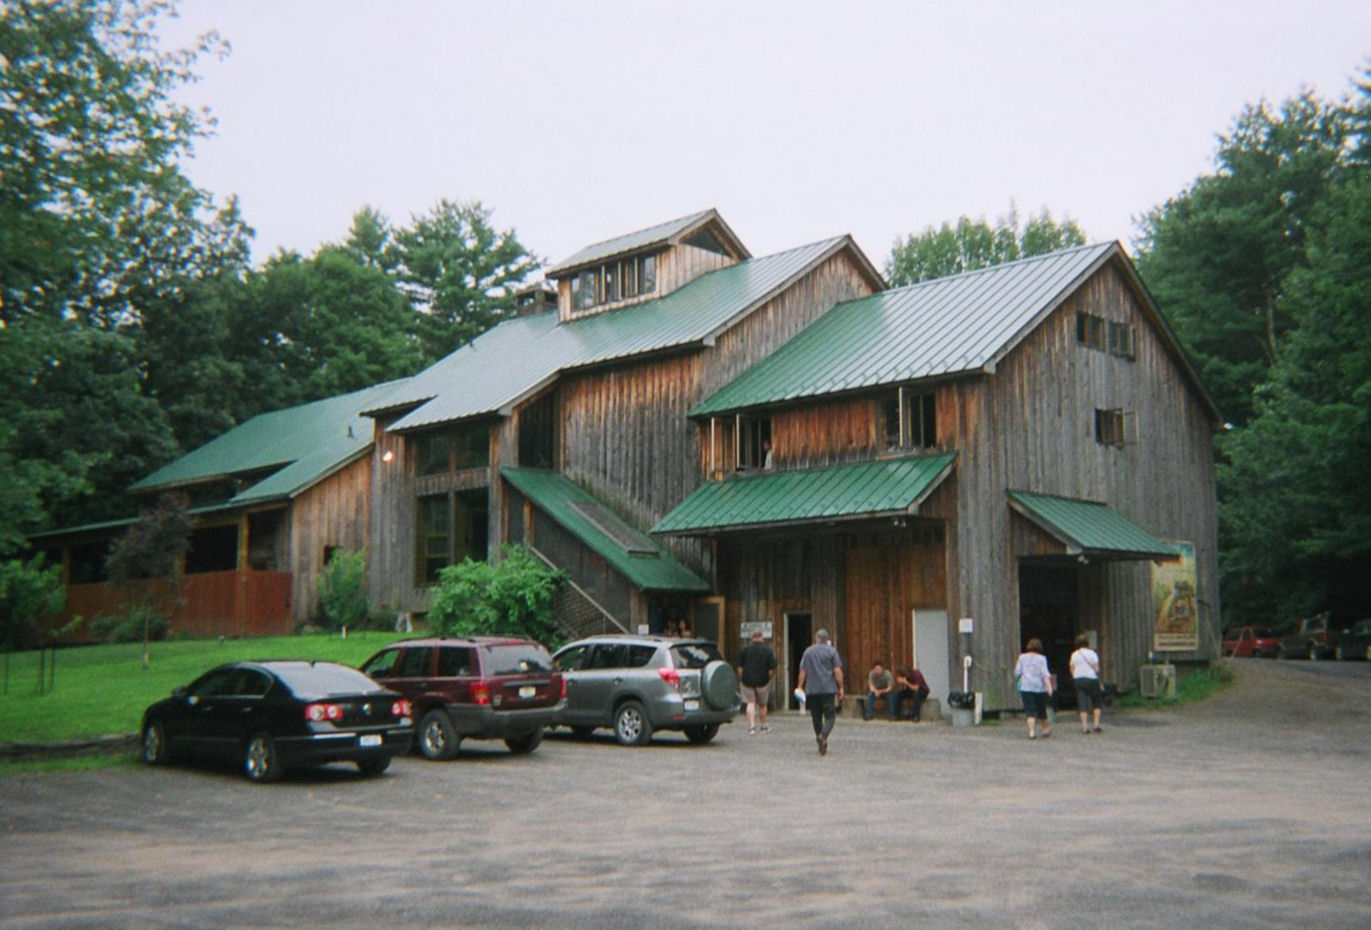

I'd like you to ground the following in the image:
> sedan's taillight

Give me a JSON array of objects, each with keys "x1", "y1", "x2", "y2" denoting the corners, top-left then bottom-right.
[
  {"x1": 658, "y1": 668, "x2": 681, "y2": 691},
  {"x1": 471, "y1": 680, "x2": 490, "y2": 705},
  {"x1": 305, "y1": 703, "x2": 343, "y2": 722},
  {"x1": 560, "y1": 676, "x2": 567, "y2": 700},
  {"x1": 392, "y1": 699, "x2": 412, "y2": 718}
]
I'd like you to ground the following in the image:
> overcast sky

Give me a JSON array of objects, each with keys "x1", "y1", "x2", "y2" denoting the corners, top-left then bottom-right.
[{"x1": 158, "y1": 1, "x2": 1370, "y2": 273}]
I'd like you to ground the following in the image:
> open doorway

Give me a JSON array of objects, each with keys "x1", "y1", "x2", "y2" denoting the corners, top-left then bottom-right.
[
  {"x1": 1018, "y1": 561, "x2": 1079, "y2": 708},
  {"x1": 784, "y1": 612, "x2": 812, "y2": 710}
]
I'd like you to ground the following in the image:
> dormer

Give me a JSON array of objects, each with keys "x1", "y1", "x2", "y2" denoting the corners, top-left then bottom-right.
[{"x1": 545, "y1": 208, "x2": 750, "y2": 322}]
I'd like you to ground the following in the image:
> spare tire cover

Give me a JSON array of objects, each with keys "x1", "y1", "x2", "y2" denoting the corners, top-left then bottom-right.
[{"x1": 700, "y1": 660, "x2": 738, "y2": 711}]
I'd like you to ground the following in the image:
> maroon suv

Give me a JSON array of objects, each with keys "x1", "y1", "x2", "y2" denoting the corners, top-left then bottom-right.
[{"x1": 360, "y1": 637, "x2": 564, "y2": 759}]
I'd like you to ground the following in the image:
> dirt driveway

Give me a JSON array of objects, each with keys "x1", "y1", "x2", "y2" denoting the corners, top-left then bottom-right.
[{"x1": 2, "y1": 658, "x2": 1369, "y2": 929}]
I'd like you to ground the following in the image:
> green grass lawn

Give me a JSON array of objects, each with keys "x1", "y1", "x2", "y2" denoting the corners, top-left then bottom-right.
[{"x1": 0, "y1": 632, "x2": 400, "y2": 745}]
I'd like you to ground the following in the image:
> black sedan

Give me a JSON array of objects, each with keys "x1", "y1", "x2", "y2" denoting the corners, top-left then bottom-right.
[{"x1": 141, "y1": 660, "x2": 414, "y2": 782}]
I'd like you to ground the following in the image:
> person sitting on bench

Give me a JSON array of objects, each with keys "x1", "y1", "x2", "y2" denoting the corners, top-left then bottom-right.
[
  {"x1": 864, "y1": 661, "x2": 898, "y2": 720},
  {"x1": 895, "y1": 666, "x2": 930, "y2": 721}
]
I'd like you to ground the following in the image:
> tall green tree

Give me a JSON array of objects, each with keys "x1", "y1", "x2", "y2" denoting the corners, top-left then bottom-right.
[
  {"x1": 393, "y1": 200, "x2": 539, "y2": 361},
  {"x1": 228, "y1": 246, "x2": 425, "y2": 409},
  {"x1": 887, "y1": 207, "x2": 1086, "y2": 286},
  {"x1": 0, "y1": 0, "x2": 232, "y2": 547},
  {"x1": 1217, "y1": 170, "x2": 1371, "y2": 624},
  {"x1": 0, "y1": 0, "x2": 224, "y2": 327},
  {"x1": 1136, "y1": 92, "x2": 1348, "y2": 426}
]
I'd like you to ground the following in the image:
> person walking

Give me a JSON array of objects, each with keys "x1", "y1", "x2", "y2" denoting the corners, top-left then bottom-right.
[
  {"x1": 796, "y1": 628, "x2": 844, "y2": 755},
  {"x1": 737, "y1": 629, "x2": 776, "y2": 735},
  {"x1": 1070, "y1": 633, "x2": 1104, "y2": 734},
  {"x1": 1014, "y1": 638, "x2": 1054, "y2": 740}
]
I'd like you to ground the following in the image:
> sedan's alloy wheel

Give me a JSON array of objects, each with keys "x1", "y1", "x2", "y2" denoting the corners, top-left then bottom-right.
[
  {"x1": 142, "y1": 721, "x2": 167, "y2": 765},
  {"x1": 244, "y1": 733, "x2": 282, "y2": 783}
]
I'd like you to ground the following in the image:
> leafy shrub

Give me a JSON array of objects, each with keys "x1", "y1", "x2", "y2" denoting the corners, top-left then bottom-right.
[
  {"x1": 0, "y1": 555, "x2": 65, "y2": 649},
  {"x1": 428, "y1": 545, "x2": 564, "y2": 644},
  {"x1": 91, "y1": 606, "x2": 170, "y2": 644},
  {"x1": 318, "y1": 549, "x2": 371, "y2": 632}
]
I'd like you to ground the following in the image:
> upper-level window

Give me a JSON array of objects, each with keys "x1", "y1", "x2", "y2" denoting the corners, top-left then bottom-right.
[
  {"x1": 881, "y1": 388, "x2": 937, "y2": 449},
  {"x1": 570, "y1": 253, "x2": 657, "y2": 313},
  {"x1": 413, "y1": 422, "x2": 489, "y2": 476},
  {"x1": 1095, "y1": 408, "x2": 1136, "y2": 447},
  {"x1": 415, "y1": 432, "x2": 450, "y2": 476},
  {"x1": 736, "y1": 415, "x2": 772, "y2": 470},
  {"x1": 1077, "y1": 311, "x2": 1136, "y2": 360},
  {"x1": 1107, "y1": 320, "x2": 1137, "y2": 359}
]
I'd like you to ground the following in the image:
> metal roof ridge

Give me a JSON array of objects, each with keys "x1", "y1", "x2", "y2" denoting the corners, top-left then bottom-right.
[{"x1": 883, "y1": 241, "x2": 1112, "y2": 296}]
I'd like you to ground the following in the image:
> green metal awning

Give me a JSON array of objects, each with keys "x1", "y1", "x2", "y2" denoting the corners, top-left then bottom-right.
[
  {"x1": 1007, "y1": 490, "x2": 1178, "y2": 559},
  {"x1": 652, "y1": 453, "x2": 955, "y2": 536},
  {"x1": 502, "y1": 468, "x2": 709, "y2": 593}
]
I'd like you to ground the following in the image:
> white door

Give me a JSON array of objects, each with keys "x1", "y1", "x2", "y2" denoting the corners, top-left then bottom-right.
[{"x1": 913, "y1": 609, "x2": 950, "y2": 703}]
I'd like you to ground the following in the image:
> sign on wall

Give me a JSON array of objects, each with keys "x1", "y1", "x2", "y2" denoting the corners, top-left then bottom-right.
[
  {"x1": 1152, "y1": 540, "x2": 1198, "y2": 652},
  {"x1": 740, "y1": 620, "x2": 773, "y2": 641}
]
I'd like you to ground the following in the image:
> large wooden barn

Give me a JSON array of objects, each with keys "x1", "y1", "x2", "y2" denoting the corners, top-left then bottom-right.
[
  {"x1": 656, "y1": 241, "x2": 1221, "y2": 709},
  {"x1": 361, "y1": 210, "x2": 1220, "y2": 709},
  {"x1": 31, "y1": 207, "x2": 1218, "y2": 706}
]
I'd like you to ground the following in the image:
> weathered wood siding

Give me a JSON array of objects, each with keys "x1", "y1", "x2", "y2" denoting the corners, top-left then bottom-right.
[
  {"x1": 289, "y1": 455, "x2": 371, "y2": 624},
  {"x1": 716, "y1": 525, "x2": 945, "y2": 677},
  {"x1": 369, "y1": 414, "x2": 412, "y2": 612},
  {"x1": 555, "y1": 248, "x2": 878, "y2": 581},
  {"x1": 370, "y1": 415, "x2": 502, "y2": 616},
  {"x1": 656, "y1": 244, "x2": 736, "y2": 296},
  {"x1": 946, "y1": 260, "x2": 1219, "y2": 706}
]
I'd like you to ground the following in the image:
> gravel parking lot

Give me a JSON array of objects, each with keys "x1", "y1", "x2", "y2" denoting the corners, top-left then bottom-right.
[{"x1": 2, "y1": 658, "x2": 1370, "y2": 929}]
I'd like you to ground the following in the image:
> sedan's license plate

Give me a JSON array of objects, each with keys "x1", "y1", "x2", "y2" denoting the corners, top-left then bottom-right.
[
  {"x1": 358, "y1": 734, "x2": 382, "y2": 747},
  {"x1": 684, "y1": 700, "x2": 700, "y2": 711},
  {"x1": 519, "y1": 686, "x2": 536, "y2": 699}
]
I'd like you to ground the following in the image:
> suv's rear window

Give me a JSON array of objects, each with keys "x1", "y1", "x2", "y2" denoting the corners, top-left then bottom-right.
[
  {"x1": 483, "y1": 645, "x2": 553, "y2": 676},
  {"x1": 671, "y1": 643, "x2": 722, "y2": 669}
]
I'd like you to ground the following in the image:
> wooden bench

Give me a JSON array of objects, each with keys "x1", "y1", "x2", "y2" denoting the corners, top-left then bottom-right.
[{"x1": 838, "y1": 694, "x2": 941, "y2": 721}]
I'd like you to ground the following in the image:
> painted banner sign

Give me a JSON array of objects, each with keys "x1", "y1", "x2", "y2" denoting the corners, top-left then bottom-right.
[{"x1": 1152, "y1": 540, "x2": 1198, "y2": 652}]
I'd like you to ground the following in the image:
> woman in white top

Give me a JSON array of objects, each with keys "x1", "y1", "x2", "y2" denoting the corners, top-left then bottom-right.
[
  {"x1": 1013, "y1": 638, "x2": 1053, "y2": 739},
  {"x1": 1069, "y1": 633, "x2": 1103, "y2": 734}
]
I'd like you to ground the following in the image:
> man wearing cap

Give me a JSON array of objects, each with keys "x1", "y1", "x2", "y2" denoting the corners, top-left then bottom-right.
[
  {"x1": 737, "y1": 629, "x2": 776, "y2": 735},
  {"x1": 796, "y1": 628, "x2": 844, "y2": 755}
]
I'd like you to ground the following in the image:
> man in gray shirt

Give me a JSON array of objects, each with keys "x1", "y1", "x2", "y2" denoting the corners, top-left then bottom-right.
[{"x1": 796, "y1": 628, "x2": 845, "y2": 756}]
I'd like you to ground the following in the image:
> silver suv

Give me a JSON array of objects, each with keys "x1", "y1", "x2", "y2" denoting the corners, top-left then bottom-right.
[{"x1": 551, "y1": 635, "x2": 738, "y2": 746}]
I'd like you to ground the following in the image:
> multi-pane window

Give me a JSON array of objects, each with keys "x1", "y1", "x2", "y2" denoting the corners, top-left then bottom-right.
[
  {"x1": 1108, "y1": 320, "x2": 1137, "y2": 359},
  {"x1": 882, "y1": 388, "x2": 937, "y2": 449},
  {"x1": 1094, "y1": 408, "x2": 1136, "y2": 447},
  {"x1": 1078, "y1": 311, "x2": 1136, "y2": 360},
  {"x1": 415, "y1": 432, "x2": 450, "y2": 476},
  {"x1": 416, "y1": 489, "x2": 490, "y2": 585},
  {"x1": 568, "y1": 254, "x2": 658, "y2": 313},
  {"x1": 1076, "y1": 311, "x2": 1107, "y2": 351},
  {"x1": 418, "y1": 495, "x2": 452, "y2": 584},
  {"x1": 736, "y1": 415, "x2": 772, "y2": 470},
  {"x1": 451, "y1": 421, "x2": 488, "y2": 470},
  {"x1": 414, "y1": 423, "x2": 488, "y2": 475}
]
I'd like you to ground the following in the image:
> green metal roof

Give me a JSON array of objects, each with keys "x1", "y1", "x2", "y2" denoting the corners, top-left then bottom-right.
[
  {"x1": 544, "y1": 208, "x2": 749, "y2": 277},
  {"x1": 502, "y1": 467, "x2": 710, "y2": 593},
  {"x1": 652, "y1": 453, "x2": 955, "y2": 536},
  {"x1": 692, "y1": 243, "x2": 1118, "y2": 416},
  {"x1": 129, "y1": 380, "x2": 408, "y2": 506},
  {"x1": 370, "y1": 236, "x2": 858, "y2": 432},
  {"x1": 1007, "y1": 490, "x2": 1178, "y2": 559}
]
